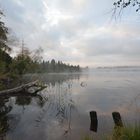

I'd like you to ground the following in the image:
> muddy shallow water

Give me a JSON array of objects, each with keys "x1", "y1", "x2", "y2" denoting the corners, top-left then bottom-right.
[{"x1": 1, "y1": 68, "x2": 140, "y2": 140}]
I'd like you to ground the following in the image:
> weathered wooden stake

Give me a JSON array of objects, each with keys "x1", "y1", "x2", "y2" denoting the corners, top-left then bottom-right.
[
  {"x1": 112, "y1": 112, "x2": 123, "y2": 127},
  {"x1": 89, "y1": 111, "x2": 98, "y2": 132}
]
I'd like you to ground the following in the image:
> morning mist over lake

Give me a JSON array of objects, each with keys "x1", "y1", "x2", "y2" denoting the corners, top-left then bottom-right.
[{"x1": 0, "y1": 0, "x2": 140, "y2": 140}]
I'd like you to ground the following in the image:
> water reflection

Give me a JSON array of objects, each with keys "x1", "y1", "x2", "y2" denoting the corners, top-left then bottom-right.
[
  {"x1": 0, "y1": 71, "x2": 140, "y2": 140},
  {"x1": 0, "y1": 97, "x2": 12, "y2": 139},
  {"x1": 23, "y1": 73, "x2": 81, "y2": 87},
  {"x1": 7, "y1": 73, "x2": 81, "y2": 140},
  {"x1": 34, "y1": 80, "x2": 76, "y2": 139},
  {"x1": 15, "y1": 96, "x2": 32, "y2": 106},
  {"x1": 0, "y1": 94, "x2": 47, "y2": 140}
]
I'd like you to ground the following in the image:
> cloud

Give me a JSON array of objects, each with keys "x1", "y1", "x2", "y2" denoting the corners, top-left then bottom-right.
[{"x1": 1, "y1": 0, "x2": 140, "y2": 66}]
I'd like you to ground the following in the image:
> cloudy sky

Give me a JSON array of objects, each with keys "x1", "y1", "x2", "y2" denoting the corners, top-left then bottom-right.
[{"x1": 0, "y1": 0, "x2": 140, "y2": 67}]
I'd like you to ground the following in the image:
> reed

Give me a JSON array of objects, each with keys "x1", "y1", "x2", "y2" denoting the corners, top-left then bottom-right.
[{"x1": 83, "y1": 125, "x2": 140, "y2": 140}]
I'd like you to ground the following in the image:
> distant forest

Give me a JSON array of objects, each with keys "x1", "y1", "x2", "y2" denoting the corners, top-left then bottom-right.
[{"x1": 38, "y1": 60, "x2": 80, "y2": 73}]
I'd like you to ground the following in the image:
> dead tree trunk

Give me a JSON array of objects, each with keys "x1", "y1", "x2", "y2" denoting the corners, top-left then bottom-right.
[{"x1": 0, "y1": 80, "x2": 46, "y2": 96}]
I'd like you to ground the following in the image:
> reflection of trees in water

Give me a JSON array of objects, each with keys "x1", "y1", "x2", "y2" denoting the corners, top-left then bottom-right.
[
  {"x1": 55, "y1": 81, "x2": 77, "y2": 137},
  {"x1": 56, "y1": 82, "x2": 74, "y2": 123},
  {"x1": 46, "y1": 74, "x2": 80, "y2": 87},
  {"x1": 15, "y1": 96, "x2": 32, "y2": 106},
  {"x1": 15, "y1": 96, "x2": 32, "y2": 113},
  {"x1": 15, "y1": 94, "x2": 46, "y2": 111},
  {"x1": 0, "y1": 94, "x2": 44, "y2": 139},
  {"x1": 35, "y1": 80, "x2": 76, "y2": 135},
  {"x1": 0, "y1": 97, "x2": 12, "y2": 139},
  {"x1": 23, "y1": 73, "x2": 81, "y2": 87},
  {"x1": 36, "y1": 96, "x2": 48, "y2": 108}
]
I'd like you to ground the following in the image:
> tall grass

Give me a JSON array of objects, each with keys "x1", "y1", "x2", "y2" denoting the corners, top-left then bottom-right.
[
  {"x1": 82, "y1": 136, "x2": 93, "y2": 140},
  {"x1": 83, "y1": 125, "x2": 140, "y2": 140},
  {"x1": 117, "y1": 125, "x2": 140, "y2": 140}
]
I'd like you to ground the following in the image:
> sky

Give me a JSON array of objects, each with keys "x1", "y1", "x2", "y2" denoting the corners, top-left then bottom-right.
[{"x1": 0, "y1": 0, "x2": 140, "y2": 67}]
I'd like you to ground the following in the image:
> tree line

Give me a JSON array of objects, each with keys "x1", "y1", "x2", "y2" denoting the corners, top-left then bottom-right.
[
  {"x1": 39, "y1": 60, "x2": 80, "y2": 73},
  {"x1": 9, "y1": 46, "x2": 81, "y2": 75}
]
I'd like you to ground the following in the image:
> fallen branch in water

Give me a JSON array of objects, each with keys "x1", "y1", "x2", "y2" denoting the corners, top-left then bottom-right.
[{"x1": 0, "y1": 80, "x2": 47, "y2": 96}]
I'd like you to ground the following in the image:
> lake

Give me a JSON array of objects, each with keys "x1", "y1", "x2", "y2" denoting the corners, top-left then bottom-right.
[{"x1": 1, "y1": 68, "x2": 140, "y2": 140}]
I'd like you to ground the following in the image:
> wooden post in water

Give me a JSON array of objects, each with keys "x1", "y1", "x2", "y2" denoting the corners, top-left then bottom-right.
[
  {"x1": 89, "y1": 111, "x2": 98, "y2": 132},
  {"x1": 112, "y1": 112, "x2": 123, "y2": 127}
]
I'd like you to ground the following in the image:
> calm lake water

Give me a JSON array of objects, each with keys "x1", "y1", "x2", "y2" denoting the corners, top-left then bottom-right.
[{"x1": 1, "y1": 68, "x2": 140, "y2": 140}]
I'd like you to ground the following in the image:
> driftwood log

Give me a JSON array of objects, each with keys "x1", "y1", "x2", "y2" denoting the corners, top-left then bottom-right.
[{"x1": 0, "y1": 80, "x2": 47, "y2": 96}]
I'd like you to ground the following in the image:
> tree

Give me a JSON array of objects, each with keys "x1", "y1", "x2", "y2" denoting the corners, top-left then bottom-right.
[
  {"x1": 32, "y1": 47, "x2": 43, "y2": 63},
  {"x1": 0, "y1": 10, "x2": 11, "y2": 52},
  {"x1": 113, "y1": 0, "x2": 140, "y2": 18},
  {"x1": 0, "y1": 10, "x2": 12, "y2": 74},
  {"x1": 0, "y1": 49, "x2": 12, "y2": 73},
  {"x1": 50, "y1": 59, "x2": 56, "y2": 72},
  {"x1": 10, "y1": 47, "x2": 32, "y2": 75}
]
